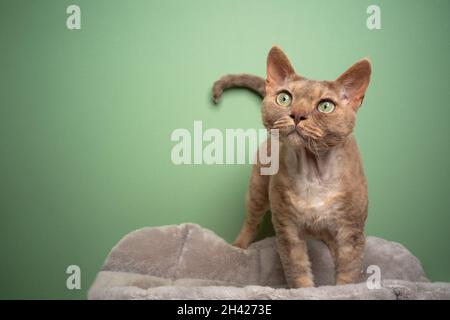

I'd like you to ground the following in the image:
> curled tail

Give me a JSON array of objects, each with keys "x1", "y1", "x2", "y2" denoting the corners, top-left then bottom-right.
[{"x1": 212, "y1": 74, "x2": 266, "y2": 103}]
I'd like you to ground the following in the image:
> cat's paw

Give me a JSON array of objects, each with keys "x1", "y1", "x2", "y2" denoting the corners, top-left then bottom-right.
[
  {"x1": 291, "y1": 276, "x2": 314, "y2": 288},
  {"x1": 335, "y1": 273, "x2": 358, "y2": 286},
  {"x1": 232, "y1": 240, "x2": 249, "y2": 249}
]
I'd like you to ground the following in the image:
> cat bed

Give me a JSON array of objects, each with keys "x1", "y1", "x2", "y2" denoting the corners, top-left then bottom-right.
[{"x1": 88, "y1": 223, "x2": 450, "y2": 300}]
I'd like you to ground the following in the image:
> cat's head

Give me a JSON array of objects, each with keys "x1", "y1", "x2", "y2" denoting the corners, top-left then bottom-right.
[{"x1": 262, "y1": 46, "x2": 371, "y2": 154}]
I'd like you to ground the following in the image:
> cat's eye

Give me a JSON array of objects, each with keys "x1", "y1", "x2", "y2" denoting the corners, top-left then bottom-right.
[
  {"x1": 276, "y1": 92, "x2": 292, "y2": 107},
  {"x1": 317, "y1": 100, "x2": 335, "y2": 113}
]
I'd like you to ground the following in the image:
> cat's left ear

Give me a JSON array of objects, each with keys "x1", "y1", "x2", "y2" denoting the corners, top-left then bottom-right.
[{"x1": 335, "y1": 59, "x2": 371, "y2": 110}]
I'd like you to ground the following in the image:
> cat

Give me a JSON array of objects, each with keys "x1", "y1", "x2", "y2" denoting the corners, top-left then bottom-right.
[{"x1": 212, "y1": 46, "x2": 371, "y2": 287}]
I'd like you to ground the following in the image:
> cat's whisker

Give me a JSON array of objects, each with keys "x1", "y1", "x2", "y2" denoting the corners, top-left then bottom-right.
[
  {"x1": 301, "y1": 125, "x2": 325, "y2": 139},
  {"x1": 273, "y1": 123, "x2": 290, "y2": 128},
  {"x1": 274, "y1": 119, "x2": 294, "y2": 128},
  {"x1": 273, "y1": 124, "x2": 291, "y2": 130}
]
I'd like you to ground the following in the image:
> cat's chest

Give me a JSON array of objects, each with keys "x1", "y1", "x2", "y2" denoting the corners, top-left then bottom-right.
[
  {"x1": 290, "y1": 175, "x2": 339, "y2": 215},
  {"x1": 281, "y1": 156, "x2": 343, "y2": 222},
  {"x1": 273, "y1": 146, "x2": 346, "y2": 223}
]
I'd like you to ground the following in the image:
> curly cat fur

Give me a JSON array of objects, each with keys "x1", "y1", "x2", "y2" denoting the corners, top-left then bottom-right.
[{"x1": 213, "y1": 46, "x2": 371, "y2": 288}]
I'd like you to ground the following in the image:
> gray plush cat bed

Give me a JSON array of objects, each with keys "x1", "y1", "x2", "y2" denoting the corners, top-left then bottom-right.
[{"x1": 88, "y1": 223, "x2": 450, "y2": 299}]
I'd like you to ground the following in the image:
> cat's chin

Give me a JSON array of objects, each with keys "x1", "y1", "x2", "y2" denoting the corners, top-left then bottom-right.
[
  {"x1": 283, "y1": 131, "x2": 306, "y2": 149},
  {"x1": 283, "y1": 132, "x2": 326, "y2": 155}
]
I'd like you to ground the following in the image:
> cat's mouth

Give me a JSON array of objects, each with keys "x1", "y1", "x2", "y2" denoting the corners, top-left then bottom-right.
[
  {"x1": 285, "y1": 127, "x2": 322, "y2": 153},
  {"x1": 285, "y1": 127, "x2": 307, "y2": 145},
  {"x1": 287, "y1": 127, "x2": 304, "y2": 138},
  {"x1": 274, "y1": 122, "x2": 316, "y2": 148},
  {"x1": 285, "y1": 127, "x2": 336, "y2": 155}
]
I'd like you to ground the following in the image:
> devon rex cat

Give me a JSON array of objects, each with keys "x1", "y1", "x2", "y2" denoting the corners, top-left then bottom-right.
[{"x1": 212, "y1": 46, "x2": 371, "y2": 288}]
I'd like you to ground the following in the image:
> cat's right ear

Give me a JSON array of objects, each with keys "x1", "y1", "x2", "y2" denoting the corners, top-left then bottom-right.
[
  {"x1": 266, "y1": 46, "x2": 296, "y2": 86},
  {"x1": 335, "y1": 59, "x2": 372, "y2": 110}
]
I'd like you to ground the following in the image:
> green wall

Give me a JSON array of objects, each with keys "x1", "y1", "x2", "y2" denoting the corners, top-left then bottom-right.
[{"x1": 0, "y1": 0, "x2": 449, "y2": 299}]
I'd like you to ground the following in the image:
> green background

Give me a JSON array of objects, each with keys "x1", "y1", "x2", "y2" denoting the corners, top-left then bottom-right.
[{"x1": 1, "y1": 0, "x2": 449, "y2": 299}]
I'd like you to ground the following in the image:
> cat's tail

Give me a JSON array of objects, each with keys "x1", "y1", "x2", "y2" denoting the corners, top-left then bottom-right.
[{"x1": 212, "y1": 74, "x2": 266, "y2": 103}]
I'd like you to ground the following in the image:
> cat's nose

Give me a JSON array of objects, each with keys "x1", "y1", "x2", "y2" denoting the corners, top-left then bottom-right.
[{"x1": 290, "y1": 113, "x2": 307, "y2": 125}]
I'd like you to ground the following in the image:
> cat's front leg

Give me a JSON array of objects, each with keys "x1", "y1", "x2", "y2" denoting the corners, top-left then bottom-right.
[
  {"x1": 334, "y1": 228, "x2": 365, "y2": 285},
  {"x1": 233, "y1": 164, "x2": 270, "y2": 249},
  {"x1": 272, "y1": 216, "x2": 314, "y2": 288}
]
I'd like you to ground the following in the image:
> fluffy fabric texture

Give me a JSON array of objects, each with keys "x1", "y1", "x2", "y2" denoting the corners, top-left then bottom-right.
[{"x1": 88, "y1": 224, "x2": 450, "y2": 300}]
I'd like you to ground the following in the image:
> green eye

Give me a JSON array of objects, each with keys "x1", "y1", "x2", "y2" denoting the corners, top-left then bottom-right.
[
  {"x1": 276, "y1": 92, "x2": 292, "y2": 107},
  {"x1": 317, "y1": 100, "x2": 336, "y2": 113}
]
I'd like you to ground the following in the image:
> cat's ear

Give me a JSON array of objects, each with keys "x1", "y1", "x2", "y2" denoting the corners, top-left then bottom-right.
[
  {"x1": 336, "y1": 59, "x2": 371, "y2": 110},
  {"x1": 266, "y1": 46, "x2": 296, "y2": 86}
]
